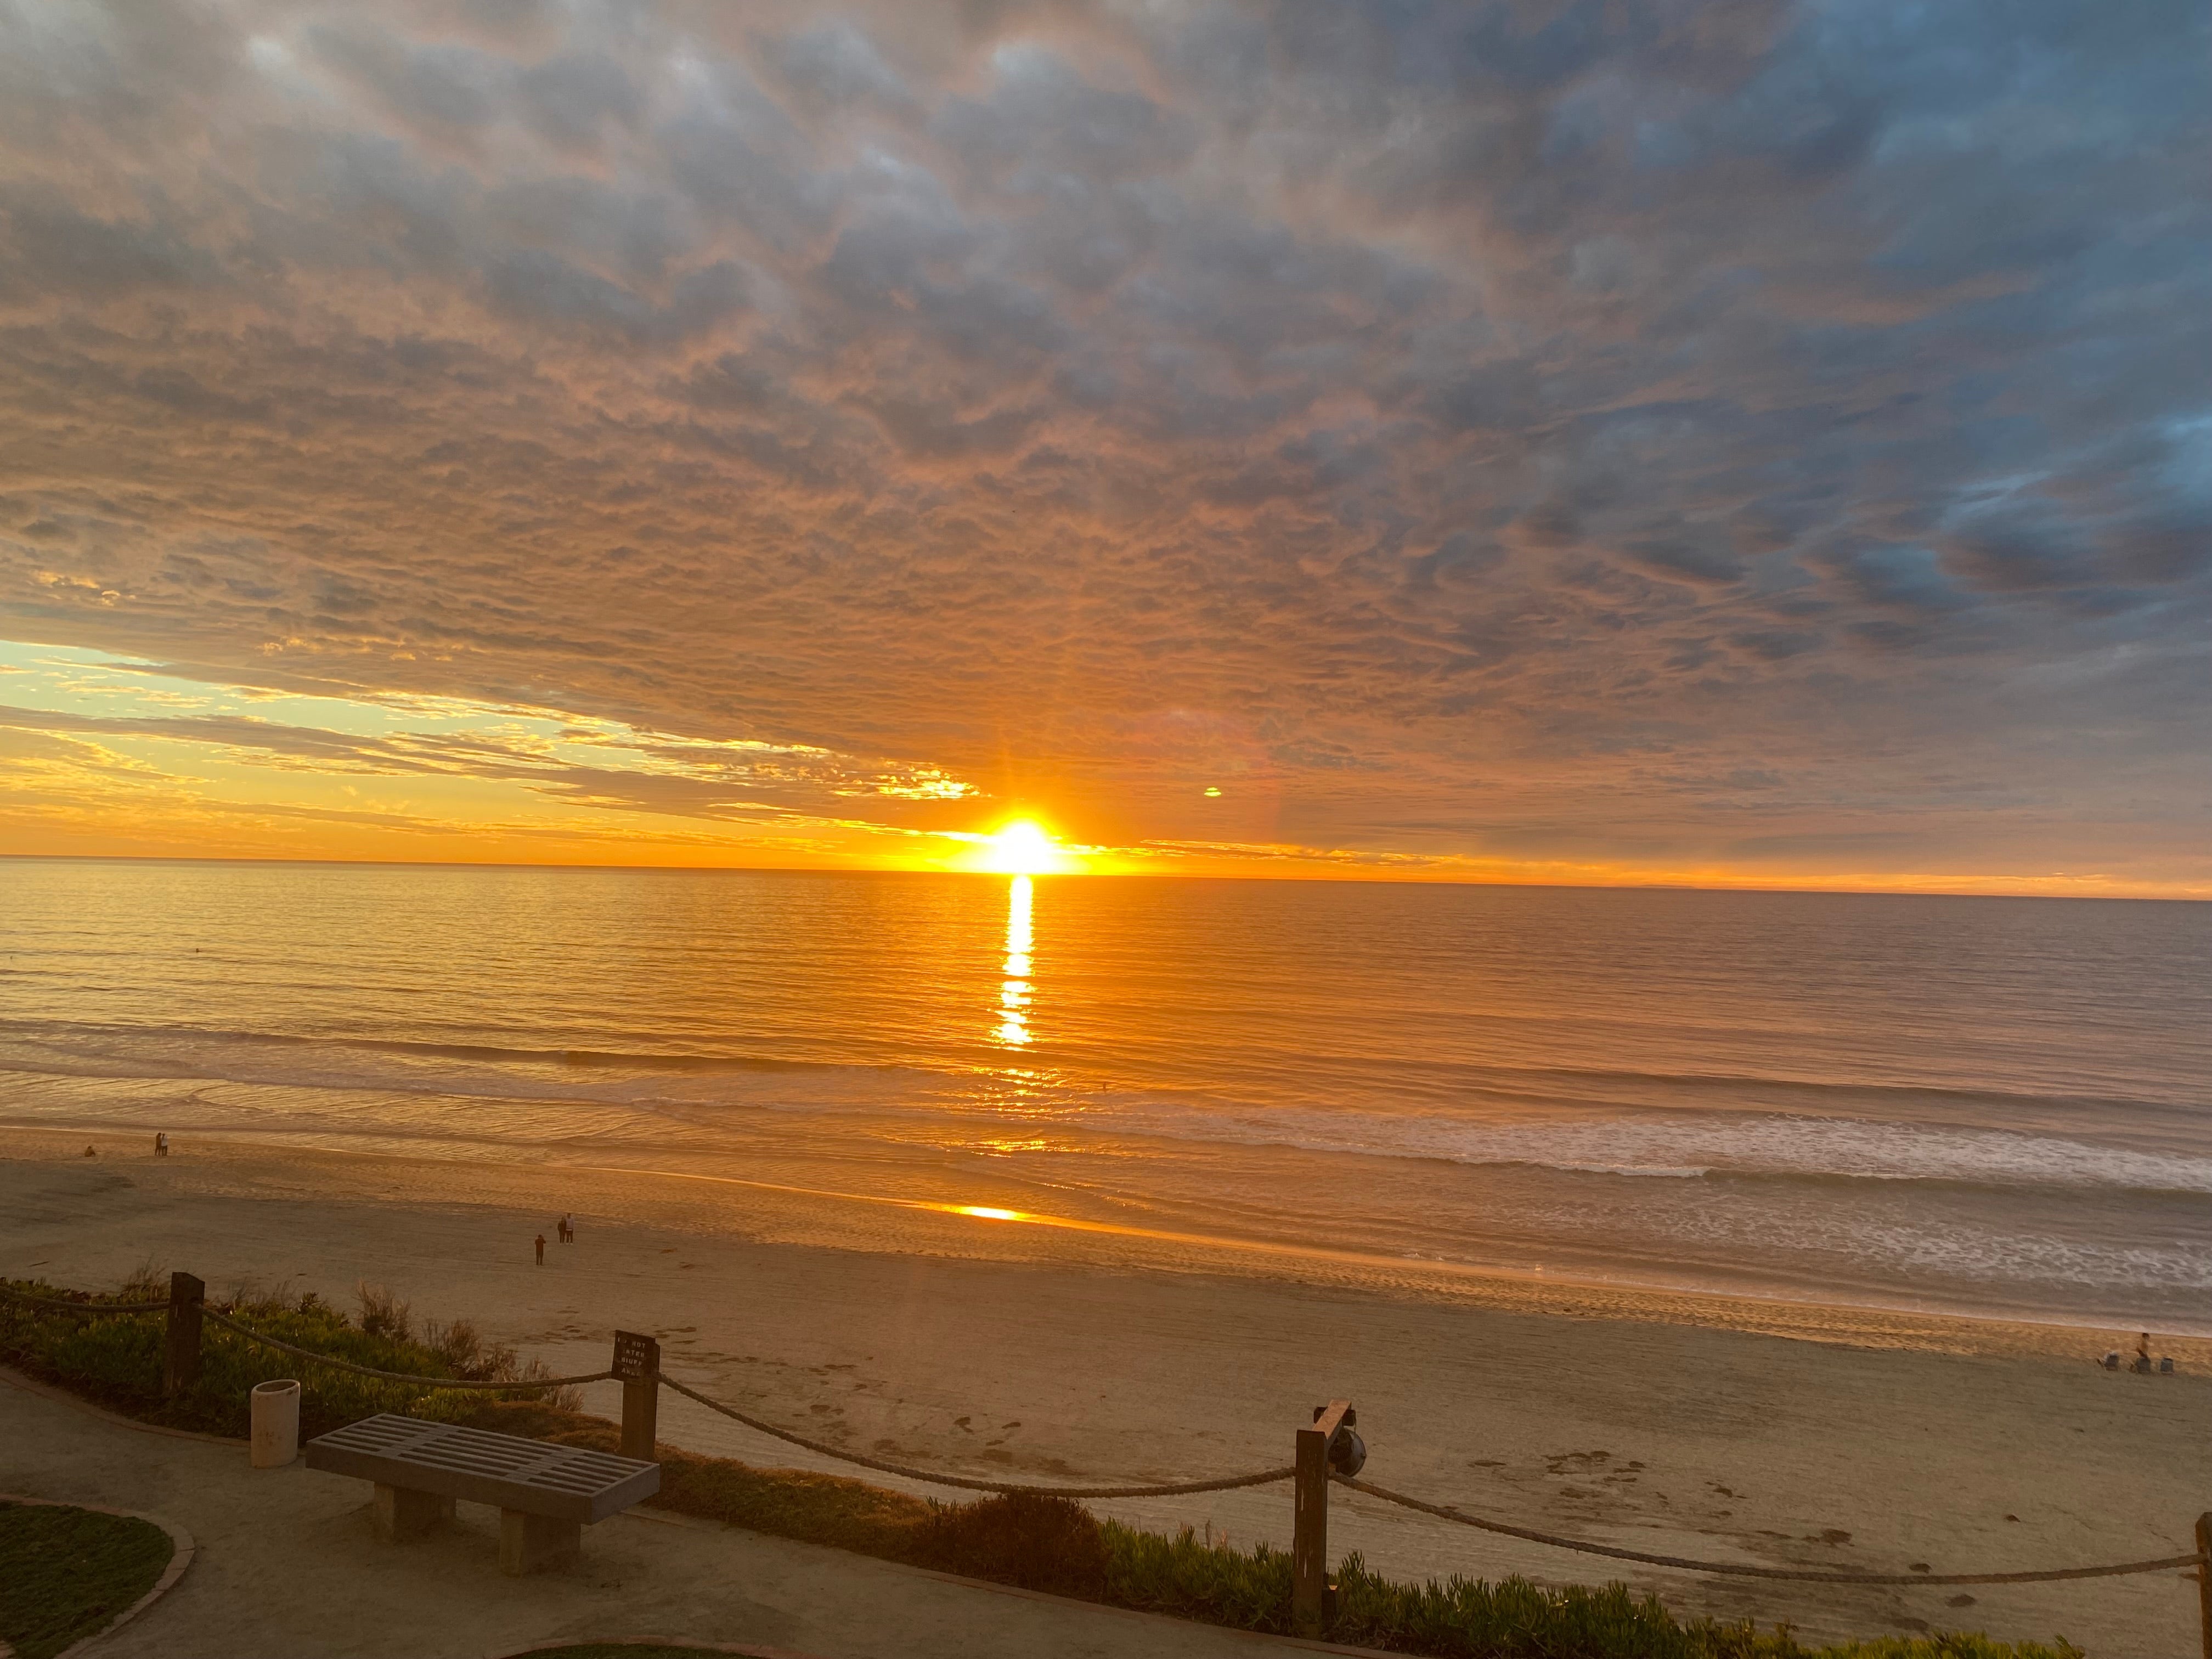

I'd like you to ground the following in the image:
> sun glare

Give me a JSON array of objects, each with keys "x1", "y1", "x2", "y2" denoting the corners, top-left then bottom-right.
[{"x1": 975, "y1": 819, "x2": 1064, "y2": 876}]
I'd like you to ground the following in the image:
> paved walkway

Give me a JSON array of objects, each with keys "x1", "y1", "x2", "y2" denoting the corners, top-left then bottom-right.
[{"x1": 1, "y1": 1370, "x2": 1365, "y2": 1659}]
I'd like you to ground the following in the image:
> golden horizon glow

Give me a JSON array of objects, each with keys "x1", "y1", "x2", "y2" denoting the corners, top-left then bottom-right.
[{"x1": 4, "y1": 645, "x2": 2208, "y2": 900}]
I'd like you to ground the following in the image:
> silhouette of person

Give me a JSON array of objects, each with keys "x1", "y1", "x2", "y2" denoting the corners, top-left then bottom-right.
[
  {"x1": 534, "y1": 1233, "x2": 546, "y2": 1266},
  {"x1": 155, "y1": 1132, "x2": 168, "y2": 1158},
  {"x1": 2135, "y1": 1332, "x2": 2152, "y2": 1373}
]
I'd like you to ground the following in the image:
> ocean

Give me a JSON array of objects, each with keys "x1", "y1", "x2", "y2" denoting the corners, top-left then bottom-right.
[{"x1": 2, "y1": 857, "x2": 2207, "y2": 1332}]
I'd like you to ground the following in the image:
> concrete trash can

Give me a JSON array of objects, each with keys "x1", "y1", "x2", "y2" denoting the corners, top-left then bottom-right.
[{"x1": 251, "y1": 1379, "x2": 301, "y2": 1467}]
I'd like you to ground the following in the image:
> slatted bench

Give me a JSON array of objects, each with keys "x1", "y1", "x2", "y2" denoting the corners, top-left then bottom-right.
[{"x1": 304, "y1": 1414, "x2": 660, "y2": 1574}]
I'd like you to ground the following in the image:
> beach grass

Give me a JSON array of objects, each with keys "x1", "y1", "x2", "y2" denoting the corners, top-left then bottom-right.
[
  {"x1": 0, "y1": 1500, "x2": 174, "y2": 1659},
  {"x1": 0, "y1": 1274, "x2": 2086, "y2": 1659},
  {"x1": 0, "y1": 1272, "x2": 577, "y2": 1440}
]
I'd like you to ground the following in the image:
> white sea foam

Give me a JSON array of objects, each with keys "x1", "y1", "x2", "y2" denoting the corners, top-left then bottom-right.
[{"x1": 1076, "y1": 1097, "x2": 2212, "y2": 1195}]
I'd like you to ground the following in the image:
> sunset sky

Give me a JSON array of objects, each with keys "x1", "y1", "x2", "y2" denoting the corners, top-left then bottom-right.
[{"x1": 1, "y1": 1, "x2": 2205, "y2": 894}]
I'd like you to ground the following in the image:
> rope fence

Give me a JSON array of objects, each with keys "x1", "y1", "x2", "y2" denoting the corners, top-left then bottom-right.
[
  {"x1": 0, "y1": 1285, "x2": 171, "y2": 1315},
  {"x1": 1335, "y1": 1476, "x2": 2205, "y2": 1586},
  {"x1": 653, "y1": 1374, "x2": 2206, "y2": 1588},
  {"x1": 8, "y1": 1274, "x2": 2207, "y2": 1622},
  {"x1": 0, "y1": 1282, "x2": 610, "y2": 1389},
  {"x1": 195, "y1": 1308, "x2": 615, "y2": 1391},
  {"x1": 658, "y1": 1372, "x2": 1294, "y2": 1499}
]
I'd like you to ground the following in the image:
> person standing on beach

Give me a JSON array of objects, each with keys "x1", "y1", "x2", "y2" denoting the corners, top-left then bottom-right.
[
  {"x1": 154, "y1": 1132, "x2": 168, "y2": 1158},
  {"x1": 534, "y1": 1233, "x2": 546, "y2": 1266}
]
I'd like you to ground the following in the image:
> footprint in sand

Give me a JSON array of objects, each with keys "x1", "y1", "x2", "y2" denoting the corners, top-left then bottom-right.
[{"x1": 1546, "y1": 1451, "x2": 1613, "y2": 1475}]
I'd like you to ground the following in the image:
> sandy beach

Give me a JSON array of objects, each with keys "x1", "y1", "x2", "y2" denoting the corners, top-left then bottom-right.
[{"x1": 5, "y1": 1126, "x2": 2207, "y2": 1657}]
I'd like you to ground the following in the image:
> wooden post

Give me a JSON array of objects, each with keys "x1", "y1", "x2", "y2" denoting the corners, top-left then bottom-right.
[
  {"x1": 2195, "y1": 1512, "x2": 2211, "y2": 1659},
  {"x1": 1294, "y1": 1398, "x2": 1353, "y2": 1637},
  {"x1": 613, "y1": 1330, "x2": 660, "y2": 1463},
  {"x1": 162, "y1": 1271, "x2": 204, "y2": 1397}
]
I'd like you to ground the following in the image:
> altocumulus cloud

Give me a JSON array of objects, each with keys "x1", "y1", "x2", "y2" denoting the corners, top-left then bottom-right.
[{"x1": 0, "y1": 0, "x2": 2205, "y2": 888}]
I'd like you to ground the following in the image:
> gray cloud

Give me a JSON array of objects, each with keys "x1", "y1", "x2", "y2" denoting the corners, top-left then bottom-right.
[{"x1": 0, "y1": 0, "x2": 2205, "y2": 882}]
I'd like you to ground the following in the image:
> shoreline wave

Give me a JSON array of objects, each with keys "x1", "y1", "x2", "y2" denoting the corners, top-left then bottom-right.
[{"x1": 4, "y1": 1017, "x2": 2209, "y2": 1201}]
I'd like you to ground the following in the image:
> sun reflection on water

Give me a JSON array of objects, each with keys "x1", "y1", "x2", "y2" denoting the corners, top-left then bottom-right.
[{"x1": 994, "y1": 874, "x2": 1034, "y2": 1047}]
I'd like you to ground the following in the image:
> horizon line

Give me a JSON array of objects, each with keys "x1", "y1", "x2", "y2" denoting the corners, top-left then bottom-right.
[{"x1": 2, "y1": 850, "x2": 2202, "y2": 904}]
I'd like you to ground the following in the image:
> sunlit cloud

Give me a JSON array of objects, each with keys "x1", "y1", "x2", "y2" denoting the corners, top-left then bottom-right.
[
  {"x1": 0, "y1": 643, "x2": 983, "y2": 866},
  {"x1": 0, "y1": 2, "x2": 2204, "y2": 894}
]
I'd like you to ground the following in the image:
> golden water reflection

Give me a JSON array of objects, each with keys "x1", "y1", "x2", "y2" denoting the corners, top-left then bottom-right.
[{"x1": 994, "y1": 874, "x2": 1034, "y2": 1046}]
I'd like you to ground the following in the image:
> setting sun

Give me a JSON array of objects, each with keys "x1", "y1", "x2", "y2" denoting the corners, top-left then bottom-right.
[{"x1": 973, "y1": 819, "x2": 1066, "y2": 876}]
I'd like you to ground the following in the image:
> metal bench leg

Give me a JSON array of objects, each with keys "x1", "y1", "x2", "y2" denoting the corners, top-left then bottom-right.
[
  {"x1": 372, "y1": 1484, "x2": 454, "y2": 1541},
  {"x1": 499, "y1": 1509, "x2": 581, "y2": 1575}
]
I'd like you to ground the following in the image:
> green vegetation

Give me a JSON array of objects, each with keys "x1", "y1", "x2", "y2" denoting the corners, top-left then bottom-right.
[
  {"x1": 2, "y1": 1273, "x2": 2085, "y2": 1659},
  {"x1": 0, "y1": 1273, "x2": 577, "y2": 1440},
  {"x1": 0, "y1": 1501, "x2": 174, "y2": 1659}
]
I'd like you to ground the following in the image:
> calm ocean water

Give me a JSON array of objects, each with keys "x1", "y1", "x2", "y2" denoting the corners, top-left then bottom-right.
[{"x1": 2, "y1": 859, "x2": 2207, "y2": 1330}]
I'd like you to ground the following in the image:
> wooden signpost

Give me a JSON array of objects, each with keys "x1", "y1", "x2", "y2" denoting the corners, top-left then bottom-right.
[
  {"x1": 612, "y1": 1329, "x2": 661, "y2": 1463},
  {"x1": 1294, "y1": 1398, "x2": 1355, "y2": 1637}
]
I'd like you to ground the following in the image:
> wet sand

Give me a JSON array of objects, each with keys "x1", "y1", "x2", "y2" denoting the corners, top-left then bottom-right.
[{"x1": 4, "y1": 1127, "x2": 2206, "y2": 1656}]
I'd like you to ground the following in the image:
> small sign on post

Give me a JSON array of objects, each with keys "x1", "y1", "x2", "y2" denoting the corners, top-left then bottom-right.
[
  {"x1": 162, "y1": 1271, "x2": 204, "y2": 1397},
  {"x1": 1293, "y1": 1398, "x2": 1355, "y2": 1637},
  {"x1": 612, "y1": 1330, "x2": 661, "y2": 1464}
]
